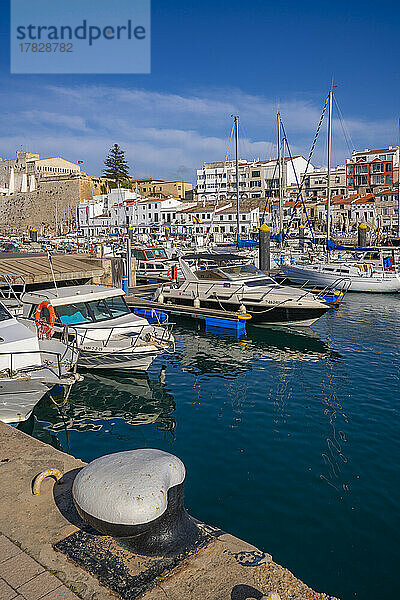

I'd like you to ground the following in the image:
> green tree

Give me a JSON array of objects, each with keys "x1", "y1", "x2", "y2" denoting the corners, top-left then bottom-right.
[{"x1": 103, "y1": 144, "x2": 130, "y2": 186}]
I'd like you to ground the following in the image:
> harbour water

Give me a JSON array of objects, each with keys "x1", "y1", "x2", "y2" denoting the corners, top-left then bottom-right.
[{"x1": 19, "y1": 293, "x2": 400, "y2": 600}]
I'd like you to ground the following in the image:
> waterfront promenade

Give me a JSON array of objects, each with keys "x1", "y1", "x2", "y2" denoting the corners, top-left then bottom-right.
[{"x1": 0, "y1": 421, "x2": 338, "y2": 600}]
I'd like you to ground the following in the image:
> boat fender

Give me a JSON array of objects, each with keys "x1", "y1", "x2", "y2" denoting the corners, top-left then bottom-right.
[
  {"x1": 158, "y1": 293, "x2": 164, "y2": 304},
  {"x1": 239, "y1": 304, "x2": 247, "y2": 314},
  {"x1": 194, "y1": 297, "x2": 200, "y2": 308},
  {"x1": 34, "y1": 301, "x2": 56, "y2": 339},
  {"x1": 32, "y1": 468, "x2": 63, "y2": 495}
]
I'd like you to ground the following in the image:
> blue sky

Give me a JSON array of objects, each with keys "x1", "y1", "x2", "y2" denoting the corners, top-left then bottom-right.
[{"x1": 1, "y1": 0, "x2": 399, "y2": 181}]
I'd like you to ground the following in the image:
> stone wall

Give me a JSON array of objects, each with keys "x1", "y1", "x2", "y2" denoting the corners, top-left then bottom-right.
[{"x1": 0, "y1": 175, "x2": 107, "y2": 234}]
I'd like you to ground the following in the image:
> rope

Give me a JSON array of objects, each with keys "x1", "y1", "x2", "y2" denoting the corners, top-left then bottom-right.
[
  {"x1": 261, "y1": 160, "x2": 279, "y2": 225},
  {"x1": 280, "y1": 121, "x2": 317, "y2": 247},
  {"x1": 276, "y1": 93, "x2": 330, "y2": 243},
  {"x1": 225, "y1": 121, "x2": 235, "y2": 162},
  {"x1": 333, "y1": 95, "x2": 355, "y2": 156},
  {"x1": 204, "y1": 121, "x2": 236, "y2": 245}
]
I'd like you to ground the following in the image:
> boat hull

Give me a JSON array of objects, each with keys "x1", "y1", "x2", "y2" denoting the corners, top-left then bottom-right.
[
  {"x1": 78, "y1": 349, "x2": 159, "y2": 371},
  {"x1": 282, "y1": 266, "x2": 400, "y2": 293},
  {"x1": 0, "y1": 379, "x2": 60, "y2": 424},
  {"x1": 161, "y1": 296, "x2": 328, "y2": 327}
]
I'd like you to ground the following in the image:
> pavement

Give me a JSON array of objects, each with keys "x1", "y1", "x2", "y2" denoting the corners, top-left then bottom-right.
[
  {"x1": 0, "y1": 534, "x2": 80, "y2": 600},
  {"x1": 0, "y1": 420, "x2": 340, "y2": 600}
]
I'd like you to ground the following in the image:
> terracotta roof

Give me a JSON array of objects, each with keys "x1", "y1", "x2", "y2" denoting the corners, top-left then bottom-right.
[
  {"x1": 272, "y1": 201, "x2": 298, "y2": 208},
  {"x1": 351, "y1": 194, "x2": 375, "y2": 205},
  {"x1": 137, "y1": 198, "x2": 171, "y2": 204},
  {"x1": 178, "y1": 203, "x2": 230, "y2": 214},
  {"x1": 374, "y1": 189, "x2": 398, "y2": 196}
]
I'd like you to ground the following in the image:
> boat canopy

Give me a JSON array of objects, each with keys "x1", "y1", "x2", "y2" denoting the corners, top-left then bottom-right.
[
  {"x1": 183, "y1": 252, "x2": 248, "y2": 263},
  {"x1": 195, "y1": 264, "x2": 276, "y2": 283},
  {"x1": 22, "y1": 285, "x2": 125, "y2": 307}
]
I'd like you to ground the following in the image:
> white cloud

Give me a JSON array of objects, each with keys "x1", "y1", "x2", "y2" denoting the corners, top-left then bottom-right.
[{"x1": 0, "y1": 83, "x2": 397, "y2": 181}]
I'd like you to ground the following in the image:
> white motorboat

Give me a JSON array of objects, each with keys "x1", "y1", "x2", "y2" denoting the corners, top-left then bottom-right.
[
  {"x1": 0, "y1": 302, "x2": 79, "y2": 424},
  {"x1": 282, "y1": 261, "x2": 400, "y2": 293},
  {"x1": 132, "y1": 247, "x2": 179, "y2": 281},
  {"x1": 20, "y1": 285, "x2": 175, "y2": 371},
  {"x1": 154, "y1": 259, "x2": 329, "y2": 327}
]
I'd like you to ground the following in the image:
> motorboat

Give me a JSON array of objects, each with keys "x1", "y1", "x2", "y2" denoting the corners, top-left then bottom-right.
[
  {"x1": 20, "y1": 285, "x2": 175, "y2": 371},
  {"x1": 0, "y1": 301, "x2": 79, "y2": 424},
  {"x1": 282, "y1": 260, "x2": 400, "y2": 293},
  {"x1": 154, "y1": 259, "x2": 330, "y2": 327},
  {"x1": 132, "y1": 247, "x2": 179, "y2": 281}
]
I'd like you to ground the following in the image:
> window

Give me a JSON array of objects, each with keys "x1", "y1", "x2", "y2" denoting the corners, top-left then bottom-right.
[
  {"x1": 250, "y1": 180, "x2": 261, "y2": 187},
  {"x1": 251, "y1": 170, "x2": 260, "y2": 177},
  {"x1": 106, "y1": 296, "x2": 130, "y2": 318},
  {"x1": 55, "y1": 302, "x2": 91, "y2": 325},
  {"x1": 385, "y1": 163, "x2": 392, "y2": 172},
  {"x1": 0, "y1": 304, "x2": 12, "y2": 322},
  {"x1": 90, "y1": 299, "x2": 111, "y2": 321}
]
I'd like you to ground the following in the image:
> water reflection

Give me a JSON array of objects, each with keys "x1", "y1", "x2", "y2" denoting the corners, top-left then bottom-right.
[
  {"x1": 174, "y1": 321, "x2": 339, "y2": 376},
  {"x1": 18, "y1": 370, "x2": 176, "y2": 446}
]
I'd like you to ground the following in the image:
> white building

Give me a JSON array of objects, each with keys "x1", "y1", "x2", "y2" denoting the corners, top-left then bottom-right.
[
  {"x1": 78, "y1": 188, "x2": 195, "y2": 236},
  {"x1": 350, "y1": 195, "x2": 376, "y2": 226},
  {"x1": 175, "y1": 200, "x2": 265, "y2": 238},
  {"x1": 302, "y1": 166, "x2": 347, "y2": 198},
  {"x1": 196, "y1": 157, "x2": 313, "y2": 204},
  {"x1": 0, "y1": 151, "x2": 81, "y2": 196}
]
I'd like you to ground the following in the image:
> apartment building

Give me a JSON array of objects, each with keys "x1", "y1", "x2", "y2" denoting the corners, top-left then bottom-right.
[
  {"x1": 302, "y1": 166, "x2": 346, "y2": 199},
  {"x1": 175, "y1": 200, "x2": 262, "y2": 237},
  {"x1": 196, "y1": 156, "x2": 312, "y2": 203},
  {"x1": 346, "y1": 146, "x2": 399, "y2": 194},
  {"x1": 374, "y1": 190, "x2": 399, "y2": 231},
  {"x1": 132, "y1": 178, "x2": 193, "y2": 200},
  {"x1": 350, "y1": 194, "x2": 376, "y2": 226}
]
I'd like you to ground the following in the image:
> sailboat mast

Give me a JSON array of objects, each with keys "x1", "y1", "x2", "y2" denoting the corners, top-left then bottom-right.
[
  {"x1": 234, "y1": 115, "x2": 240, "y2": 242},
  {"x1": 326, "y1": 89, "x2": 333, "y2": 242},
  {"x1": 277, "y1": 111, "x2": 283, "y2": 235}
]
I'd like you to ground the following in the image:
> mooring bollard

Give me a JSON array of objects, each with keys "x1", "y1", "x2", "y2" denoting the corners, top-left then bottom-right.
[
  {"x1": 358, "y1": 222, "x2": 367, "y2": 247},
  {"x1": 72, "y1": 449, "x2": 202, "y2": 556},
  {"x1": 298, "y1": 223, "x2": 305, "y2": 249},
  {"x1": 259, "y1": 223, "x2": 271, "y2": 273}
]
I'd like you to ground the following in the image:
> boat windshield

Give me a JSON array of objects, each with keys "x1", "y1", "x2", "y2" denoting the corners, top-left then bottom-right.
[
  {"x1": 219, "y1": 264, "x2": 266, "y2": 280},
  {"x1": 52, "y1": 296, "x2": 130, "y2": 325},
  {"x1": 0, "y1": 303, "x2": 12, "y2": 322}
]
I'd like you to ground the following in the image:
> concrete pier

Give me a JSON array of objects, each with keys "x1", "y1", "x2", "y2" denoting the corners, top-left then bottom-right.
[{"x1": 0, "y1": 421, "x2": 339, "y2": 600}]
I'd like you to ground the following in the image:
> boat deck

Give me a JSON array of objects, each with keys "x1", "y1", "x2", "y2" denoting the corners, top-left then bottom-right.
[{"x1": 126, "y1": 294, "x2": 245, "y2": 323}]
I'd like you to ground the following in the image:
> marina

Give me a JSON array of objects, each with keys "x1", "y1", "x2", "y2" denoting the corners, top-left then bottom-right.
[
  {"x1": 8, "y1": 291, "x2": 399, "y2": 600},
  {"x1": 0, "y1": 198, "x2": 399, "y2": 600},
  {"x1": 1, "y1": 5, "x2": 400, "y2": 595}
]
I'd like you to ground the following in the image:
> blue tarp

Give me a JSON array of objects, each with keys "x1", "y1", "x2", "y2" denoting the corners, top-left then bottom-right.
[{"x1": 327, "y1": 239, "x2": 379, "y2": 252}]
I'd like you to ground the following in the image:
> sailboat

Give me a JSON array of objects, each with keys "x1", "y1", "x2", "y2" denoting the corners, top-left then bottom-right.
[{"x1": 281, "y1": 90, "x2": 400, "y2": 293}]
